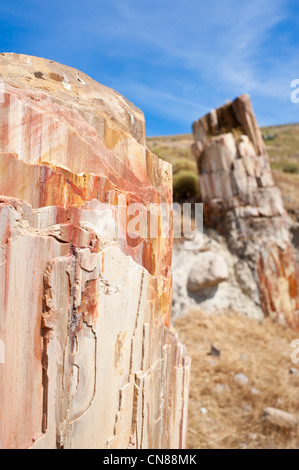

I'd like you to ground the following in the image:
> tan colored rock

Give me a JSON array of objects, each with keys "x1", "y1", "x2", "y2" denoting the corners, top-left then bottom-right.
[
  {"x1": 192, "y1": 95, "x2": 299, "y2": 327},
  {"x1": 200, "y1": 133, "x2": 237, "y2": 173},
  {"x1": 232, "y1": 95, "x2": 267, "y2": 156},
  {"x1": 263, "y1": 407, "x2": 298, "y2": 429},
  {"x1": 0, "y1": 54, "x2": 190, "y2": 449}
]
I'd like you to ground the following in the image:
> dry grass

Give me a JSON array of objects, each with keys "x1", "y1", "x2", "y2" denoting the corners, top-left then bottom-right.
[
  {"x1": 272, "y1": 170, "x2": 299, "y2": 216},
  {"x1": 147, "y1": 135, "x2": 194, "y2": 166},
  {"x1": 262, "y1": 124, "x2": 299, "y2": 163},
  {"x1": 174, "y1": 309, "x2": 299, "y2": 449}
]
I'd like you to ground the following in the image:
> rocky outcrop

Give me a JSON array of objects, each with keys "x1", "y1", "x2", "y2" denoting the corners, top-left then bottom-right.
[
  {"x1": 0, "y1": 53, "x2": 190, "y2": 449},
  {"x1": 192, "y1": 95, "x2": 299, "y2": 327},
  {"x1": 187, "y1": 251, "x2": 229, "y2": 292},
  {"x1": 172, "y1": 232, "x2": 264, "y2": 320}
]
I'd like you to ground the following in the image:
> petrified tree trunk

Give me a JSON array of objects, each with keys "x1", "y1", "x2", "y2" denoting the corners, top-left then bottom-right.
[
  {"x1": 192, "y1": 94, "x2": 299, "y2": 328},
  {"x1": 0, "y1": 53, "x2": 190, "y2": 449}
]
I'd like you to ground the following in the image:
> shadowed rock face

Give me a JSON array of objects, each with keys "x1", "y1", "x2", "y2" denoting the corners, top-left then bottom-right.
[
  {"x1": 192, "y1": 94, "x2": 299, "y2": 328},
  {"x1": 0, "y1": 53, "x2": 190, "y2": 449}
]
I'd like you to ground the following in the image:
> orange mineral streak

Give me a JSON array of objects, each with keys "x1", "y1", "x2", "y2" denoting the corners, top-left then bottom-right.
[
  {"x1": 0, "y1": 55, "x2": 190, "y2": 450},
  {"x1": 0, "y1": 146, "x2": 172, "y2": 279},
  {"x1": 193, "y1": 94, "x2": 299, "y2": 328}
]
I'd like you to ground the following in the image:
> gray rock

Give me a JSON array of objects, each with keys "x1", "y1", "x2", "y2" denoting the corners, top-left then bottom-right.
[
  {"x1": 234, "y1": 373, "x2": 249, "y2": 387},
  {"x1": 243, "y1": 404, "x2": 251, "y2": 413},
  {"x1": 187, "y1": 252, "x2": 229, "y2": 291},
  {"x1": 234, "y1": 260, "x2": 259, "y2": 301},
  {"x1": 215, "y1": 384, "x2": 230, "y2": 394}
]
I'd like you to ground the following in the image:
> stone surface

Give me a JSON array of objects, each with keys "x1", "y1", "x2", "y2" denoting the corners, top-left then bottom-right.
[
  {"x1": 172, "y1": 232, "x2": 264, "y2": 320},
  {"x1": 263, "y1": 407, "x2": 298, "y2": 429},
  {"x1": 187, "y1": 251, "x2": 229, "y2": 291},
  {"x1": 192, "y1": 94, "x2": 299, "y2": 328},
  {"x1": 0, "y1": 54, "x2": 190, "y2": 449}
]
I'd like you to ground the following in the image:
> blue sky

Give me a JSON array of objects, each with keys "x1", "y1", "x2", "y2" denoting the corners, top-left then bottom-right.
[{"x1": 0, "y1": 0, "x2": 298, "y2": 135}]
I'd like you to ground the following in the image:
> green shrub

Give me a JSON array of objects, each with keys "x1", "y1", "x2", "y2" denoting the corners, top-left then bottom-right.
[
  {"x1": 173, "y1": 170, "x2": 199, "y2": 201},
  {"x1": 172, "y1": 158, "x2": 197, "y2": 175},
  {"x1": 283, "y1": 164, "x2": 299, "y2": 174},
  {"x1": 262, "y1": 133, "x2": 276, "y2": 141}
]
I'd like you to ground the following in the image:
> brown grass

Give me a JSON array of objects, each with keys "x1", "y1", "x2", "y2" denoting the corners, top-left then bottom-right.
[
  {"x1": 262, "y1": 124, "x2": 299, "y2": 163},
  {"x1": 272, "y1": 170, "x2": 299, "y2": 216},
  {"x1": 147, "y1": 135, "x2": 194, "y2": 166},
  {"x1": 174, "y1": 309, "x2": 299, "y2": 449}
]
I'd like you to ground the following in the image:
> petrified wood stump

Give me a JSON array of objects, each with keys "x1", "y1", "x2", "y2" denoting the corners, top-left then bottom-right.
[{"x1": 192, "y1": 95, "x2": 299, "y2": 327}]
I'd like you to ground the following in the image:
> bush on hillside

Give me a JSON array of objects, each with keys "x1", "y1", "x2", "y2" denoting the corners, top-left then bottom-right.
[{"x1": 173, "y1": 170, "x2": 199, "y2": 201}]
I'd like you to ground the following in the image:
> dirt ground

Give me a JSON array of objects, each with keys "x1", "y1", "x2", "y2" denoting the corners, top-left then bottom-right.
[{"x1": 174, "y1": 309, "x2": 299, "y2": 449}]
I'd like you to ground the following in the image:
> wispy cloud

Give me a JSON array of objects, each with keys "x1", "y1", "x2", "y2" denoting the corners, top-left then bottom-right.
[
  {"x1": 0, "y1": 0, "x2": 298, "y2": 132},
  {"x1": 112, "y1": 0, "x2": 292, "y2": 96},
  {"x1": 94, "y1": 0, "x2": 297, "y2": 119},
  {"x1": 115, "y1": 81, "x2": 211, "y2": 120}
]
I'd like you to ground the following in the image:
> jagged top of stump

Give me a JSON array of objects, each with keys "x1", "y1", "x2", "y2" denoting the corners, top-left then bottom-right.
[{"x1": 0, "y1": 52, "x2": 145, "y2": 145}]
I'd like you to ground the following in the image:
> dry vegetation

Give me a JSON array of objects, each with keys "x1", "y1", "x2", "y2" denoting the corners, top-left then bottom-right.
[
  {"x1": 262, "y1": 124, "x2": 299, "y2": 168},
  {"x1": 272, "y1": 170, "x2": 299, "y2": 216},
  {"x1": 147, "y1": 134, "x2": 194, "y2": 165},
  {"x1": 174, "y1": 310, "x2": 299, "y2": 449},
  {"x1": 263, "y1": 124, "x2": 299, "y2": 215},
  {"x1": 147, "y1": 135, "x2": 198, "y2": 201}
]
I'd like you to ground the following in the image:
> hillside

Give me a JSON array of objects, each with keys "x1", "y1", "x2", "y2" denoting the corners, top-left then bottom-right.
[
  {"x1": 148, "y1": 123, "x2": 299, "y2": 449},
  {"x1": 147, "y1": 124, "x2": 299, "y2": 215}
]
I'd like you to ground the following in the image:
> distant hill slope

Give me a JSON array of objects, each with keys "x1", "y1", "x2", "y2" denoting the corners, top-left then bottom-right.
[{"x1": 147, "y1": 124, "x2": 299, "y2": 216}]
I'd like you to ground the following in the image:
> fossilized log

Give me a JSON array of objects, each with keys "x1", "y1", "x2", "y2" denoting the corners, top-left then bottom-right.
[{"x1": 0, "y1": 53, "x2": 190, "y2": 449}]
